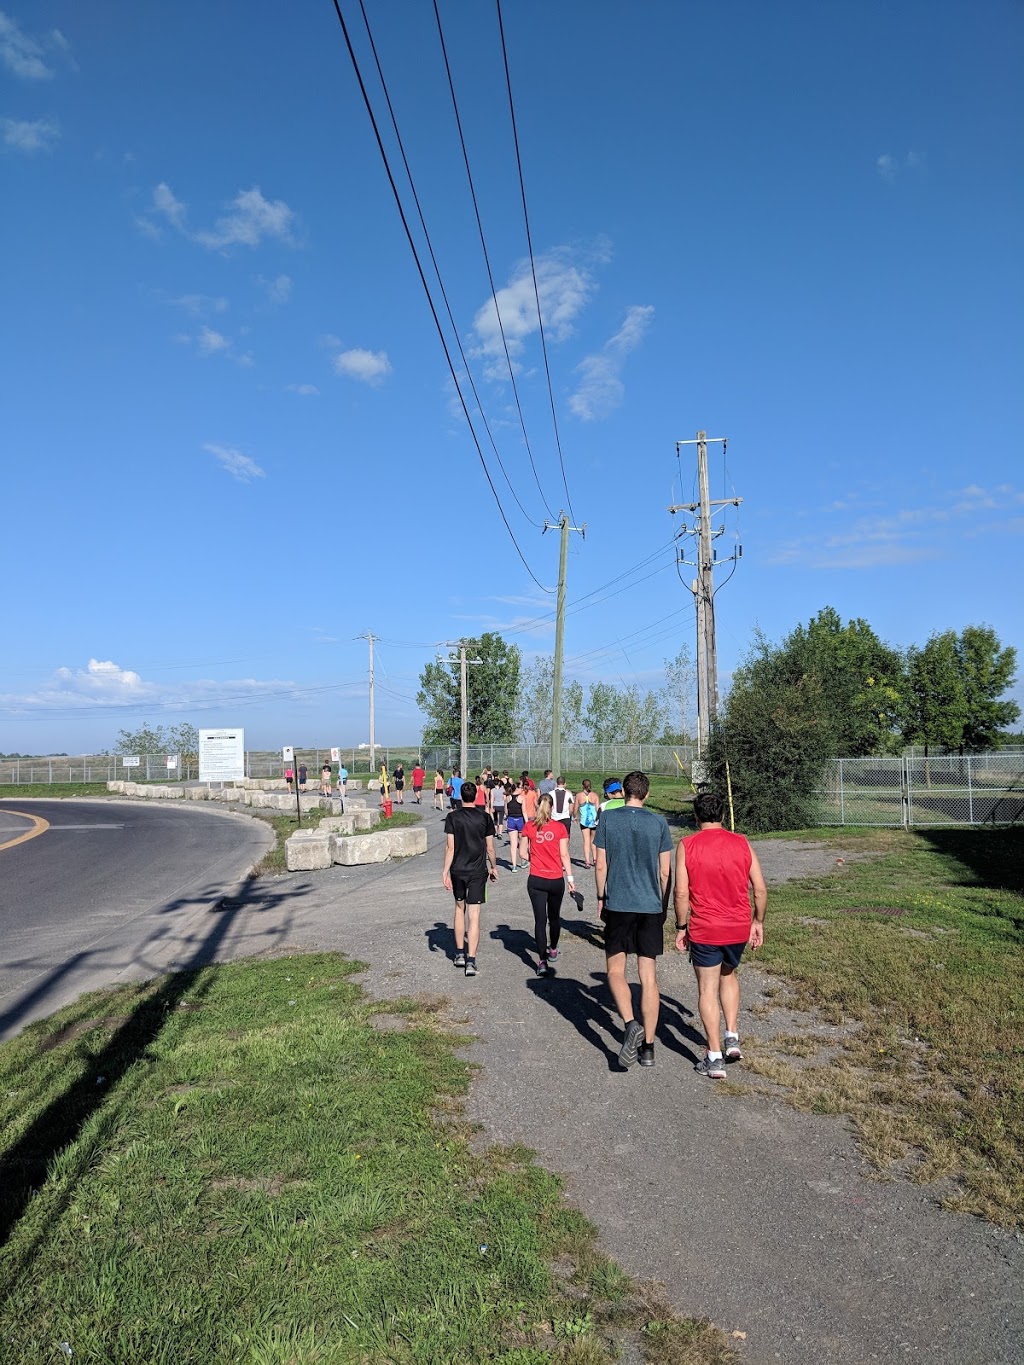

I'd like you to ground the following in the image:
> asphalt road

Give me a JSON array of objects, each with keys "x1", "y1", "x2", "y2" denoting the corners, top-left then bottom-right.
[{"x1": 0, "y1": 799, "x2": 273, "y2": 1041}]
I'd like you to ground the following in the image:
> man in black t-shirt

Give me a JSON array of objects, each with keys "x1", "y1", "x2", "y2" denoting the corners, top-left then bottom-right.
[{"x1": 442, "y1": 781, "x2": 498, "y2": 977}]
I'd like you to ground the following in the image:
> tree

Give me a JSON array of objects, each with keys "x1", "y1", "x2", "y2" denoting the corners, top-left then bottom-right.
[
  {"x1": 706, "y1": 628, "x2": 836, "y2": 832},
  {"x1": 904, "y1": 632, "x2": 969, "y2": 755},
  {"x1": 114, "y1": 724, "x2": 168, "y2": 755},
  {"x1": 957, "y1": 626, "x2": 1019, "y2": 751},
  {"x1": 584, "y1": 681, "x2": 668, "y2": 743},
  {"x1": 515, "y1": 656, "x2": 584, "y2": 745},
  {"x1": 166, "y1": 722, "x2": 200, "y2": 770},
  {"x1": 660, "y1": 644, "x2": 696, "y2": 744},
  {"x1": 416, "y1": 633, "x2": 522, "y2": 747}
]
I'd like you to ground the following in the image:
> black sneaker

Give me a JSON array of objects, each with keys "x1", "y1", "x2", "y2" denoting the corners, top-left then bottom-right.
[
  {"x1": 464, "y1": 959, "x2": 478, "y2": 977},
  {"x1": 454, "y1": 950, "x2": 466, "y2": 968},
  {"x1": 638, "y1": 1043, "x2": 655, "y2": 1067},
  {"x1": 617, "y1": 1019, "x2": 644, "y2": 1067}
]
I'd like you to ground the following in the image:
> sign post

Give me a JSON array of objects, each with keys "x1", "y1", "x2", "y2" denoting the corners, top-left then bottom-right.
[{"x1": 282, "y1": 745, "x2": 300, "y2": 825}]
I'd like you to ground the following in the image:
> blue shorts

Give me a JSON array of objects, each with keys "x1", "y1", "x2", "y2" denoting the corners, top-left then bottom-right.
[
  {"x1": 689, "y1": 940, "x2": 746, "y2": 970},
  {"x1": 506, "y1": 815, "x2": 525, "y2": 832}
]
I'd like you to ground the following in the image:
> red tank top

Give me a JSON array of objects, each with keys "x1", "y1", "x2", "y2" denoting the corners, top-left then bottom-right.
[{"x1": 683, "y1": 828, "x2": 753, "y2": 945}]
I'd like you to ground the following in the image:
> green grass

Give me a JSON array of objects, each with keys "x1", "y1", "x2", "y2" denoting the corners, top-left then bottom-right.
[
  {"x1": 0, "y1": 954, "x2": 733, "y2": 1364},
  {"x1": 736, "y1": 826, "x2": 1024, "y2": 1226},
  {"x1": 0, "y1": 783, "x2": 110, "y2": 799}
]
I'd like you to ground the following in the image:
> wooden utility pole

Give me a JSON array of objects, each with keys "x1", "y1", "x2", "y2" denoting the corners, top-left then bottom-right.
[
  {"x1": 356, "y1": 632, "x2": 376, "y2": 770},
  {"x1": 669, "y1": 433, "x2": 742, "y2": 756},
  {"x1": 544, "y1": 511, "x2": 585, "y2": 778},
  {"x1": 440, "y1": 640, "x2": 483, "y2": 777}
]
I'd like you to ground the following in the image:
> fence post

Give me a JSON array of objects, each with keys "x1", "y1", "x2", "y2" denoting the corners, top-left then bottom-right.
[
  {"x1": 839, "y1": 759, "x2": 845, "y2": 825},
  {"x1": 49, "y1": 757, "x2": 53, "y2": 784},
  {"x1": 902, "y1": 757, "x2": 910, "y2": 828},
  {"x1": 968, "y1": 756, "x2": 974, "y2": 824}
]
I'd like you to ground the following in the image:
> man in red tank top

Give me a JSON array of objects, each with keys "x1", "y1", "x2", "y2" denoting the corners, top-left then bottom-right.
[{"x1": 673, "y1": 792, "x2": 767, "y2": 1079}]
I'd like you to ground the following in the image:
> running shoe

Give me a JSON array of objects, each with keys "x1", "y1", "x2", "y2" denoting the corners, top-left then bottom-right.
[
  {"x1": 536, "y1": 959, "x2": 549, "y2": 977},
  {"x1": 454, "y1": 950, "x2": 466, "y2": 968},
  {"x1": 464, "y1": 959, "x2": 478, "y2": 977},
  {"x1": 695, "y1": 1053, "x2": 727, "y2": 1080},
  {"x1": 638, "y1": 1043, "x2": 655, "y2": 1068},
  {"x1": 546, "y1": 946, "x2": 559, "y2": 962},
  {"x1": 617, "y1": 1019, "x2": 644, "y2": 1068},
  {"x1": 724, "y1": 1032, "x2": 742, "y2": 1060}
]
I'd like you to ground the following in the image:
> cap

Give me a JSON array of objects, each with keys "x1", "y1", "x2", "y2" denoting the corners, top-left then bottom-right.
[{"x1": 605, "y1": 780, "x2": 622, "y2": 794}]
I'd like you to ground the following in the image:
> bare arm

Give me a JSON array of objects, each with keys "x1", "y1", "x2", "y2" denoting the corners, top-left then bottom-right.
[
  {"x1": 442, "y1": 832, "x2": 455, "y2": 889},
  {"x1": 659, "y1": 849, "x2": 672, "y2": 915},
  {"x1": 560, "y1": 834, "x2": 573, "y2": 883},
  {"x1": 486, "y1": 834, "x2": 498, "y2": 880},
  {"x1": 748, "y1": 847, "x2": 767, "y2": 949},
  {"x1": 595, "y1": 846, "x2": 607, "y2": 901}
]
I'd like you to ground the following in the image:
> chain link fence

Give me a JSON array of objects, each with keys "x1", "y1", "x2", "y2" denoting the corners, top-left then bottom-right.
[
  {"x1": 811, "y1": 754, "x2": 1024, "y2": 827},
  {"x1": 0, "y1": 747, "x2": 422, "y2": 785},
  {"x1": 422, "y1": 742, "x2": 696, "y2": 777}
]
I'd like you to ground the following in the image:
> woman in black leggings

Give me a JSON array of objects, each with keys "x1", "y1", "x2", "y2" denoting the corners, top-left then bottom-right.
[{"x1": 522, "y1": 793, "x2": 574, "y2": 976}]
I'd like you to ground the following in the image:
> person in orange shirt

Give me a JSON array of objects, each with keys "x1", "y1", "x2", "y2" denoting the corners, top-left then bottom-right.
[
  {"x1": 411, "y1": 763, "x2": 426, "y2": 803},
  {"x1": 674, "y1": 791, "x2": 767, "y2": 1079}
]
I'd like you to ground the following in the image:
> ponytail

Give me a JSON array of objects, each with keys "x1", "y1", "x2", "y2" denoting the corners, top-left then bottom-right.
[{"x1": 533, "y1": 793, "x2": 553, "y2": 830}]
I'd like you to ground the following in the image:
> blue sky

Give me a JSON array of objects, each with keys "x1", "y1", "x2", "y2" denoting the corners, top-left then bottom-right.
[{"x1": 2, "y1": 1, "x2": 1022, "y2": 754}]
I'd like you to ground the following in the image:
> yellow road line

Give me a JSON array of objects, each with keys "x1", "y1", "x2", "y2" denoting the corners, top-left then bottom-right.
[{"x1": 0, "y1": 810, "x2": 50, "y2": 852}]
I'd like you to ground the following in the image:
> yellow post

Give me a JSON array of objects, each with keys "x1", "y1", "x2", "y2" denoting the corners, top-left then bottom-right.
[{"x1": 725, "y1": 759, "x2": 736, "y2": 831}]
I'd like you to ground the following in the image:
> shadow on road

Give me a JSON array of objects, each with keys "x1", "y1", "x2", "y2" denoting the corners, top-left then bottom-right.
[{"x1": 0, "y1": 874, "x2": 312, "y2": 1273}]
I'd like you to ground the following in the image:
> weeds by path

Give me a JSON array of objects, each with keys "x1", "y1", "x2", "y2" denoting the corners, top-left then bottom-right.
[
  {"x1": 0, "y1": 953, "x2": 732, "y2": 1364},
  {"x1": 731, "y1": 827, "x2": 1024, "y2": 1227}
]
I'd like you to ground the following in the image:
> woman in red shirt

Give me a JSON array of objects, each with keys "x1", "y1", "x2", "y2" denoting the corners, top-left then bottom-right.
[{"x1": 522, "y1": 794, "x2": 574, "y2": 976}]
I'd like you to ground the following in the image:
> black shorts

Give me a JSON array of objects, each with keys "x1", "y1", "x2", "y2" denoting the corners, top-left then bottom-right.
[
  {"x1": 604, "y1": 910, "x2": 664, "y2": 959},
  {"x1": 451, "y1": 873, "x2": 486, "y2": 905},
  {"x1": 689, "y1": 940, "x2": 746, "y2": 970},
  {"x1": 394, "y1": 780, "x2": 404, "y2": 790}
]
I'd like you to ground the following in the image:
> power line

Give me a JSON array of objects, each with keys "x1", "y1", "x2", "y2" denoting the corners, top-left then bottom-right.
[
  {"x1": 431, "y1": 0, "x2": 556, "y2": 523},
  {"x1": 495, "y1": 0, "x2": 577, "y2": 524},
  {"x1": 328, "y1": 0, "x2": 553, "y2": 593},
  {"x1": 354, "y1": 0, "x2": 544, "y2": 531}
]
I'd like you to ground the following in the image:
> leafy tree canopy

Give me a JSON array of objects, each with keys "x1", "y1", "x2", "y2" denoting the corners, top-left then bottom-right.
[{"x1": 417, "y1": 633, "x2": 521, "y2": 748}]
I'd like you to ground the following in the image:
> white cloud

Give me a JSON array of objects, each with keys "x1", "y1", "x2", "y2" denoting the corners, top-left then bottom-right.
[
  {"x1": 0, "y1": 11, "x2": 54, "y2": 78},
  {"x1": 140, "y1": 183, "x2": 298, "y2": 252},
  {"x1": 195, "y1": 186, "x2": 297, "y2": 250},
  {"x1": 204, "y1": 442, "x2": 266, "y2": 483},
  {"x1": 287, "y1": 383, "x2": 320, "y2": 396},
  {"x1": 568, "y1": 304, "x2": 654, "y2": 421},
  {"x1": 333, "y1": 348, "x2": 392, "y2": 386},
  {"x1": 173, "y1": 293, "x2": 228, "y2": 316},
  {"x1": 876, "y1": 151, "x2": 922, "y2": 181},
  {"x1": 259, "y1": 272, "x2": 292, "y2": 304},
  {"x1": 1, "y1": 115, "x2": 59, "y2": 153},
  {"x1": 0, "y1": 658, "x2": 300, "y2": 716},
  {"x1": 471, "y1": 247, "x2": 598, "y2": 361},
  {"x1": 197, "y1": 325, "x2": 230, "y2": 355}
]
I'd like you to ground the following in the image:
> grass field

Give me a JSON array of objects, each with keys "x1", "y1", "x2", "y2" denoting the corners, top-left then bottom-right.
[
  {"x1": 733, "y1": 825, "x2": 1024, "y2": 1227},
  {"x1": 254, "y1": 808, "x2": 423, "y2": 876},
  {"x1": 0, "y1": 955, "x2": 732, "y2": 1365},
  {"x1": 0, "y1": 782, "x2": 111, "y2": 799}
]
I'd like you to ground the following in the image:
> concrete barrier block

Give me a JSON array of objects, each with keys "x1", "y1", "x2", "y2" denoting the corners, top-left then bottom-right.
[
  {"x1": 331, "y1": 831, "x2": 391, "y2": 865},
  {"x1": 285, "y1": 831, "x2": 333, "y2": 871},
  {"x1": 159, "y1": 786, "x2": 183, "y2": 799},
  {"x1": 387, "y1": 826, "x2": 428, "y2": 857},
  {"x1": 352, "y1": 808, "x2": 381, "y2": 830},
  {"x1": 320, "y1": 815, "x2": 356, "y2": 835},
  {"x1": 342, "y1": 798, "x2": 367, "y2": 810},
  {"x1": 345, "y1": 780, "x2": 364, "y2": 791},
  {"x1": 185, "y1": 786, "x2": 208, "y2": 800}
]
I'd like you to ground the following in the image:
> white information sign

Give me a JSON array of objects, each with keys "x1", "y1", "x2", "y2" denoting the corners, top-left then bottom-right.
[
  {"x1": 282, "y1": 745, "x2": 295, "y2": 763},
  {"x1": 691, "y1": 760, "x2": 709, "y2": 787},
  {"x1": 166, "y1": 755, "x2": 179, "y2": 769},
  {"x1": 122, "y1": 755, "x2": 140, "y2": 768},
  {"x1": 199, "y1": 728, "x2": 246, "y2": 783},
  {"x1": 330, "y1": 747, "x2": 341, "y2": 762}
]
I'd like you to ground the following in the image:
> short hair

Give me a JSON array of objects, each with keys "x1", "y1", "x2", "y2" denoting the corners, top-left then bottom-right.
[
  {"x1": 622, "y1": 770, "x2": 649, "y2": 800},
  {"x1": 556, "y1": 776, "x2": 564, "y2": 785},
  {"x1": 693, "y1": 791, "x2": 725, "y2": 823},
  {"x1": 460, "y1": 780, "x2": 477, "y2": 804}
]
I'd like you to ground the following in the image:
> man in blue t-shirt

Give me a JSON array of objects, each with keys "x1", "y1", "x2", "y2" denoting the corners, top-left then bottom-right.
[
  {"x1": 595, "y1": 770, "x2": 673, "y2": 1069},
  {"x1": 447, "y1": 769, "x2": 465, "y2": 808}
]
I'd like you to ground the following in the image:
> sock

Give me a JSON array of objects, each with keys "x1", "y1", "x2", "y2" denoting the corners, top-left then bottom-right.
[{"x1": 707, "y1": 1050, "x2": 723, "y2": 1061}]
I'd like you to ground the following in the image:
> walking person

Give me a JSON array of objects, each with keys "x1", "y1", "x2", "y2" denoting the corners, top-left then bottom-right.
[
  {"x1": 595, "y1": 771, "x2": 673, "y2": 1069},
  {"x1": 298, "y1": 762, "x2": 308, "y2": 793},
  {"x1": 523, "y1": 793, "x2": 574, "y2": 976},
  {"x1": 600, "y1": 777, "x2": 625, "y2": 813},
  {"x1": 551, "y1": 776, "x2": 574, "y2": 851},
  {"x1": 285, "y1": 765, "x2": 294, "y2": 794},
  {"x1": 433, "y1": 768, "x2": 446, "y2": 811},
  {"x1": 490, "y1": 773, "x2": 507, "y2": 837},
  {"x1": 576, "y1": 779, "x2": 599, "y2": 868},
  {"x1": 442, "y1": 780, "x2": 498, "y2": 977},
  {"x1": 447, "y1": 769, "x2": 464, "y2": 809},
  {"x1": 320, "y1": 761, "x2": 333, "y2": 796},
  {"x1": 337, "y1": 762, "x2": 348, "y2": 800},
  {"x1": 393, "y1": 762, "x2": 405, "y2": 805},
  {"x1": 674, "y1": 791, "x2": 767, "y2": 1079},
  {"x1": 411, "y1": 761, "x2": 425, "y2": 804},
  {"x1": 538, "y1": 769, "x2": 557, "y2": 797},
  {"x1": 505, "y1": 777, "x2": 526, "y2": 871}
]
